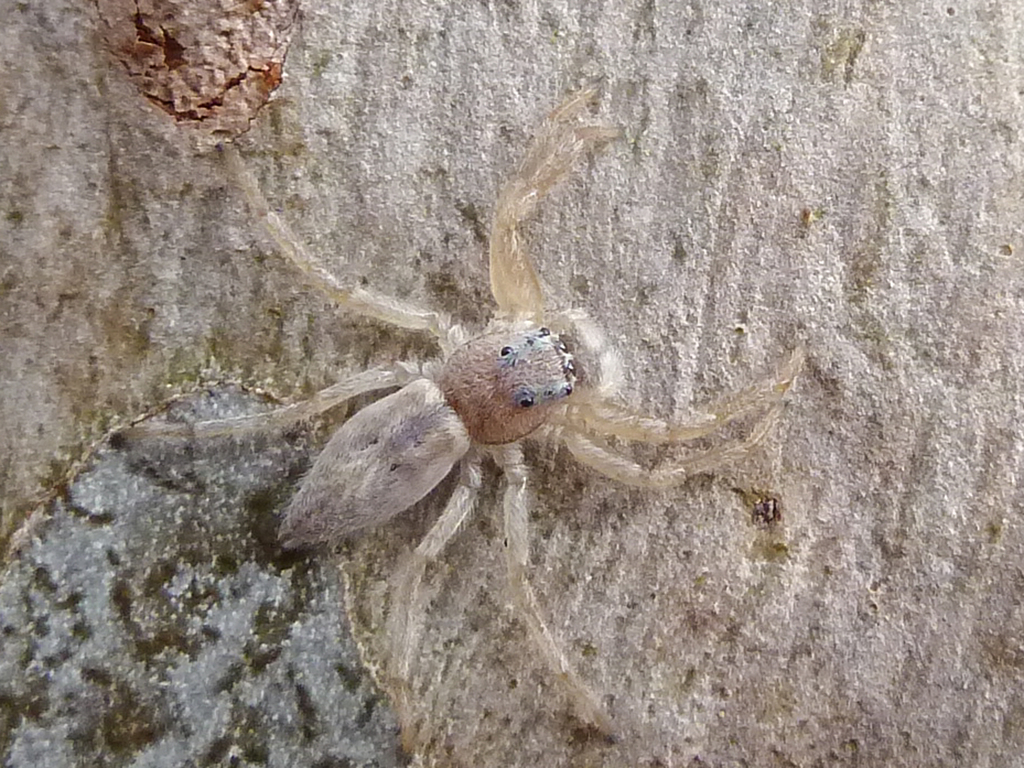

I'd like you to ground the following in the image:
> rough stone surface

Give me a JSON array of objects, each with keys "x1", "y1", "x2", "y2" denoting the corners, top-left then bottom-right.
[
  {"x1": 2, "y1": 0, "x2": 1024, "y2": 766},
  {"x1": 0, "y1": 389, "x2": 402, "y2": 767}
]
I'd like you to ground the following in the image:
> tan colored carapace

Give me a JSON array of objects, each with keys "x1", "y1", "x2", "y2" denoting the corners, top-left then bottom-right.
[
  {"x1": 439, "y1": 325, "x2": 576, "y2": 445},
  {"x1": 123, "y1": 88, "x2": 803, "y2": 746}
]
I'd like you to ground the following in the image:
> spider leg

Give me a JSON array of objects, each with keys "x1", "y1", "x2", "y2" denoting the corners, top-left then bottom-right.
[
  {"x1": 116, "y1": 367, "x2": 403, "y2": 441},
  {"x1": 561, "y1": 346, "x2": 805, "y2": 444},
  {"x1": 490, "y1": 88, "x2": 619, "y2": 321},
  {"x1": 562, "y1": 403, "x2": 784, "y2": 489},
  {"x1": 494, "y1": 444, "x2": 616, "y2": 736},
  {"x1": 387, "y1": 457, "x2": 483, "y2": 732},
  {"x1": 222, "y1": 144, "x2": 454, "y2": 347}
]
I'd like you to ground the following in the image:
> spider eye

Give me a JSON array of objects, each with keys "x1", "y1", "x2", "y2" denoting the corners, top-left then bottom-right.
[
  {"x1": 517, "y1": 393, "x2": 535, "y2": 408},
  {"x1": 538, "y1": 327, "x2": 551, "y2": 336},
  {"x1": 499, "y1": 346, "x2": 514, "y2": 357}
]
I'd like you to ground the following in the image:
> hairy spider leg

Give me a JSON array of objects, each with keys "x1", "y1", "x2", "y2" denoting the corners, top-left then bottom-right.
[
  {"x1": 222, "y1": 144, "x2": 455, "y2": 350},
  {"x1": 118, "y1": 367, "x2": 405, "y2": 441},
  {"x1": 562, "y1": 402, "x2": 784, "y2": 489},
  {"x1": 561, "y1": 346, "x2": 805, "y2": 444},
  {"x1": 385, "y1": 457, "x2": 483, "y2": 748},
  {"x1": 489, "y1": 87, "x2": 619, "y2": 322},
  {"x1": 496, "y1": 444, "x2": 616, "y2": 736}
]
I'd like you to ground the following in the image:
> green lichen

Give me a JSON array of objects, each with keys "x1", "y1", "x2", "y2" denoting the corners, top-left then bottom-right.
[
  {"x1": 751, "y1": 540, "x2": 790, "y2": 564},
  {"x1": 822, "y1": 27, "x2": 866, "y2": 85},
  {"x1": 310, "y1": 50, "x2": 332, "y2": 79},
  {"x1": 986, "y1": 519, "x2": 1004, "y2": 544},
  {"x1": 246, "y1": 597, "x2": 304, "y2": 673}
]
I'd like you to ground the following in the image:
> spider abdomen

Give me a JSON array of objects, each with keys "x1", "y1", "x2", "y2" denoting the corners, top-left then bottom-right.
[{"x1": 279, "y1": 378, "x2": 471, "y2": 548}]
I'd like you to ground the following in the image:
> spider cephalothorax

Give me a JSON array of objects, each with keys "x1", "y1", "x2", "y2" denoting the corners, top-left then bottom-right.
[
  {"x1": 439, "y1": 324, "x2": 576, "y2": 444},
  {"x1": 124, "y1": 88, "x2": 802, "y2": 745}
]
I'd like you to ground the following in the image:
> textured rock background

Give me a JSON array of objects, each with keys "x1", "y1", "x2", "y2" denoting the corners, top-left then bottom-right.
[
  {"x1": 0, "y1": 389, "x2": 403, "y2": 766},
  {"x1": 2, "y1": 0, "x2": 1023, "y2": 766}
]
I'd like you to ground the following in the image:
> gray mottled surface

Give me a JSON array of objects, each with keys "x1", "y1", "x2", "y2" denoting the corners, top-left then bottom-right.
[
  {"x1": 3, "y1": 0, "x2": 1024, "y2": 766},
  {"x1": 1, "y1": 389, "x2": 402, "y2": 767}
]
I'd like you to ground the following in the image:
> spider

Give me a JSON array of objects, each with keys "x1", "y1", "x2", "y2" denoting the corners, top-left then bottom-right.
[{"x1": 122, "y1": 88, "x2": 802, "y2": 741}]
